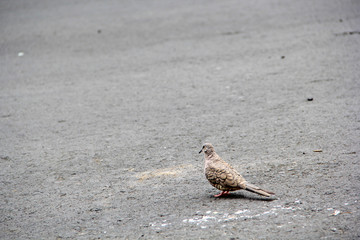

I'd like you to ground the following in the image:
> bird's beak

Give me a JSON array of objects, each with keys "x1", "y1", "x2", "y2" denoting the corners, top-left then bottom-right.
[{"x1": 199, "y1": 148, "x2": 203, "y2": 154}]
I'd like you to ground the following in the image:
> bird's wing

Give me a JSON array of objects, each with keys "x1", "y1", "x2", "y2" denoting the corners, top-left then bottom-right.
[{"x1": 206, "y1": 161, "x2": 246, "y2": 190}]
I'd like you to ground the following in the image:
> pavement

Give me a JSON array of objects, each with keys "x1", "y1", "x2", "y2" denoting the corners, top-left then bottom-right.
[{"x1": 1, "y1": 0, "x2": 360, "y2": 239}]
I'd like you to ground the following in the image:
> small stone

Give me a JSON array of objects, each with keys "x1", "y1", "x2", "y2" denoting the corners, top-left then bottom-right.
[
  {"x1": 331, "y1": 210, "x2": 341, "y2": 216},
  {"x1": 1, "y1": 156, "x2": 10, "y2": 161}
]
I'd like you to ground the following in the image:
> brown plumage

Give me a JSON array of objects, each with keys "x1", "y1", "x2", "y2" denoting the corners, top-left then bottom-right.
[{"x1": 199, "y1": 143, "x2": 275, "y2": 197}]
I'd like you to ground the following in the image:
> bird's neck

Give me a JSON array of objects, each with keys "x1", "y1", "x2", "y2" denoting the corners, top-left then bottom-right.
[{"x1": 205, "y1": 151, "x2": 217, "y2": 160}]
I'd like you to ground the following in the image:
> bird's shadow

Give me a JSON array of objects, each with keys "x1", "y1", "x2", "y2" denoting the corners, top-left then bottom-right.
[{"x1": 208, "y1": 192, "x2": 277, "y2": 201}]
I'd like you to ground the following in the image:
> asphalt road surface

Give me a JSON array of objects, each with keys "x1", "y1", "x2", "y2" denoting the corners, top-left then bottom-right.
[{"x1": 1, "y1": 0, "x2": 359, "y2": 239}]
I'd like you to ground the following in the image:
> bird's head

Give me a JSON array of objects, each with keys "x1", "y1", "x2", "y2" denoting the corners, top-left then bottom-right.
[{"x1": 199, "y1": 143, "x2": 215, "y2": 155}]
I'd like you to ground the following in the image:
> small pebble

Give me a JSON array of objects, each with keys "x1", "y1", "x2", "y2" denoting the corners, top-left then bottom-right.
[{"x1": 331, "y1": 210, "x2": 341, "y2": 216}]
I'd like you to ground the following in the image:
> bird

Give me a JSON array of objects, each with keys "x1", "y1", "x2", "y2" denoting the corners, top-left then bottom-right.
[{"x1": 199, "y1": 143, "x2": 275, "y2": 198}]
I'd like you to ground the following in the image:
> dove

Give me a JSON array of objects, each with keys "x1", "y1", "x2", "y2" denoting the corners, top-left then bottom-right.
[{"x1": 199, "y1": 143, "x2": 275, "y2": 197}]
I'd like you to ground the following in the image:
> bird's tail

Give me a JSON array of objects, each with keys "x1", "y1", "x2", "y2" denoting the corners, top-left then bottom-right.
[{"x1": 245, "y1": 183, "x2": 275, "y2": 197}]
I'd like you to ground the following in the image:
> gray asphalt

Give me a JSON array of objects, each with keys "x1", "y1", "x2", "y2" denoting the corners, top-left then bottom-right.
[{"x1": 1, "y1": 0, "x2": 360, "y2": 239}]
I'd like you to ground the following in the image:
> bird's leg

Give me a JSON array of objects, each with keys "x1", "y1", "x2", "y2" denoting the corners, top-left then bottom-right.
[
  {"x1": 214, "y1": 191, "x2": 230, "y2": 197},
  {"x1": 214, "y1": 192, "x2": 224, "y2": 197}
]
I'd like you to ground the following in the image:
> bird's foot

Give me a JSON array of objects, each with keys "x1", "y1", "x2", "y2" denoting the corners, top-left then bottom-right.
[{"x1": 214, "y1": 191, "x2": 230, "y2": 197}]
